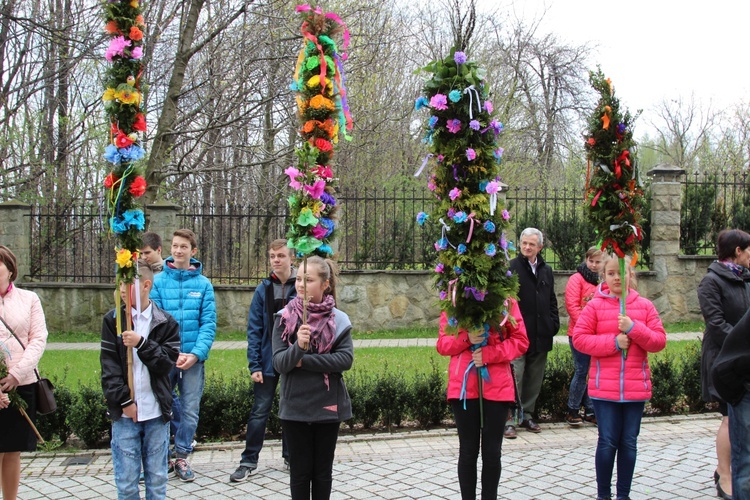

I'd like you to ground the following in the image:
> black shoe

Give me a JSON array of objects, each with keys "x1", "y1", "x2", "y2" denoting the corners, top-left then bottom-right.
[
  {"x1": 717, "y1": 480, "x2": 733, "y2": 500},
  {"x1": 520, "y1": 419, "x2": 541, "y2": 433},
  {"x1": 714, "y1": 469, "x2": 720, "y2": 484},
  {"x1": 503, "y1": 425, "x2": 517, "y2": 439},
  {"x1": 565, "y1": 413, "x2": 583, "y2": 427},
  {"x1": 229, "y1": 464, "x2": 257, "y2": 482}
]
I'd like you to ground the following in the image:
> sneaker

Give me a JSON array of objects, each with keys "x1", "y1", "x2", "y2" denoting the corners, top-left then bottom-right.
[
  {"x1": 503, "y1": 425, "x2": 517, "y2": 439},
  {"x1": 191, "y1": 439, "x2": 198, "y2": 449},
  {"x1": 229, "y1": 464, "x2": 257, "y2": 482},
  {"x1": 173, "y1": 458, "x2": 195, "y2": 482},
  {"x1": 565, "y1": 413, "x2": 583, "y2": 427},
  {"x1": 168, "y1": 459, "x2": 175, "y2": 475},
  {"x1": 584, "y1": 414, "x2": 597, "y2": 426}
]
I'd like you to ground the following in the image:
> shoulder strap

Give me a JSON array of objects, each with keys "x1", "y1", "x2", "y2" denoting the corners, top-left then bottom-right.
[{"x1": 0, "y1": 314, "x2": 42, "y2": 381}]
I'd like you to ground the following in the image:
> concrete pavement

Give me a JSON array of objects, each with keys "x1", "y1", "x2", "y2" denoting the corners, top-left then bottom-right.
[{"x1": 18, "y1": 413, "x2": 720, "y2": 499}]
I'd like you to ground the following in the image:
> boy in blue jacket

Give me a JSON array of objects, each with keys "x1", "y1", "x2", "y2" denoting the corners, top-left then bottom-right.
[
  {"x1": 151, "y1": 229, "x2": 216, "y2": 482},
  {"x1": 230, "y1": 239, "x2": 296, "y2": 482}
]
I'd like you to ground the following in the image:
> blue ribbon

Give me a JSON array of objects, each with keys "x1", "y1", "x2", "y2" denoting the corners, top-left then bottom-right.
[{"x1": 459, "y1": 324, "x2": 492, "y2": 409}]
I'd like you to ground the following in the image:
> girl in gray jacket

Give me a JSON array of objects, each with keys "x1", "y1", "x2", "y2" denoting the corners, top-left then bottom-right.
[{"x1": 272, "y1": 256, "x2": 353, "y2": 500}]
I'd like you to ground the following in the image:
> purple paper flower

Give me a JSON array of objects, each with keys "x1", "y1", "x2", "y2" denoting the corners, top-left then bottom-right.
[
  {"x1": 454, "y1": 266, "x2": 463, "y2": 275},
  {"x1": 446, "y1": 119, "x2": 462, "y2": 134},
  {"x1": 449, "y1": 90, "x2": 462, "y2": 102},
  {"x1": 416, "y1": 212, "x2": 429, "y2": 226},
  {"x1": 449, "y1": 187, "x2": 461, "y2": 201},
  {"x1": 493, "y1": 148, "x2": 504, "y2": 161},
  {"x1": 454, "y1": 51, "x2": 467, "y2": 64},
  {"x1": 485, "y1": 181, "x2": 500, "y2": 194},
  {"x1": 617, "y1": 123, "x2": 627, "y2": 134},
  {"x1": 489, "y1": 120, "x2": 504, "y2": 134},
  {"x1": 453, "y1": 211, "x2": 468, "y2": 223},
  {"x1": 466, "y1": 149, "x2": 476, "y2": 161},
  {"x1": 485, "y1": 243, "x2": 497, "y2": 256},
  {"x1": 131, "y1": 46, "x2": 143, "y2": 60},
  {"x1": 457, "y1": 244, "x2": 467, "y2": 255},
  {"x1": 469, "y1": 120, "x2": 481, "y2": 131},
  {"x1": 506, "y1": 270, "x2": 513, "y2": 277},
  {"x1": 484, "y1": 101, "x2": 493, "y2": 113},
  {"x1": 440, "y1": 291, "x2": 448, "y2": 300},
  {"x1": 320, "y1": 192, "x2": 337, "y2": 206},
  {"x1": 435, "y1": 263, "x2": 445, "y2": 273},
  {"x1": 502, "y1": 209, "x2": 510, "y2": 220},
  {"x1": 484, "y1": 221, "x2": 496, "y2": 233},
  {"x1": 447, "y1": 207, "x2": 456, "y2": 218},
  {"x1": 430, "y1": 94, "x2": 448, "y2": 110}
]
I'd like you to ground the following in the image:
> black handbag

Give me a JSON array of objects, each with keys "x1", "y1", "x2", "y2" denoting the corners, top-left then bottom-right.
[{"x1": 1, "y1": 316, "x2": 57, "y2": 415}]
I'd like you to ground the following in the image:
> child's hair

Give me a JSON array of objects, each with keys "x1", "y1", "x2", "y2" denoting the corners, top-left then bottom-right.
[
  {"x1": 173, "y1": 228, "x2": 198, "y2": 249},
  {"x1": 137, "y1": 259, "x2": 155, "y2": 283},
  {"x1": 601, "y1": 253, "x2": 638, "y2": 290},
  {"x1": 585, "y1": 246, "x2": 603, "y2": 260},
  {"x1": 304, "y1": 255, "x2": 339, "y2": 302},
  {"x1": 269, "y1": 239, "x2": 289, "y2": 252},
  {"x1": 716, "y1": 229, "x2": 750, "y2": 261},
  {"x1": 0, "y1": 245, "x2": 18, "y2": 282},
  {"x1": 141, "y1": 231, "x2": 163, "y2": 251}
]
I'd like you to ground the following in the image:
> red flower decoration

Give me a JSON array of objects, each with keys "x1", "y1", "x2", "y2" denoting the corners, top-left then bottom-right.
[
  {"x1": 312, "y1": 165, "x2": 333, "y2": 179},
  {"x1": 128, "y1": 176, "x2": 147, "y2": 197},
  {"x1": 314, "y1": 138, "x2": 333, "y2": 152},
  {"x1": 132, "y1": 113, "x2": 147, "y2": 132},
  {"x1": 115, "y1": 131, "x2": 135, "y2": 148},
  {"x1": 104, "y1": 172, "x2": 119, "y2": 189},
  {"x1": 111, "y1": 122, "x2": 121, "y2": 137}
]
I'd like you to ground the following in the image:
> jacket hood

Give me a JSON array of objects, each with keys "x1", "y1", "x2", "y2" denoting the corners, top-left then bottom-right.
[
  {"x1": 596, "y1": 283, "x2": 641, "y2": 304},
  {"x1": 163, "y1": 256, "x2": 203, "y2": 276},
  {"x1": 270, "y1": 267, "x2": 297, "y2": 285}
]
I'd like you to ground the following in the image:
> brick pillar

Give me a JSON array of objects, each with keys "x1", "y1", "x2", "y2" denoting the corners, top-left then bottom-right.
[
  {"x1": 648, "y1": 164, "x2": 685, "y2": 281},
  {"x1": 145, "y1": 201, "x2": 182, "y2": 249},
  {"x1": 0, "y1": 200, "x2": 32, "y2": 280}
]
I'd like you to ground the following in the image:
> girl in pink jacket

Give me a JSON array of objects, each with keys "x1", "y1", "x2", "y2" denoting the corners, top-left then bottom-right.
[
  {"x1": 436, "y1": 299, "x2": 528, "y2": 500},
  {"x1": 572, "y1": 255, "x2": 666, "y2": 500}
]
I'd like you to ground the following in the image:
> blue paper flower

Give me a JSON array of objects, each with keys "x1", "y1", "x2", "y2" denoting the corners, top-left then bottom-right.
[
  {"x1": 119, "y1": 145, "x2": 145, "y2": 163},
  {"x1": 448, "y1": 317, "x2": 458, "y2": 327},
  {"x1": 103, "y1": 144, "x2": 121, "y2": 165},
  {"x1": 428, "y1": 116, "x2": 439, "y2": 128},
  {"x1": 320, "y1": 192, "x2": 337, "y2": 206},
  {"x1": 484, "y1": 221, "x2": 496, "y2": 233},
  {"x1": 415, "y1": 96, "x2": 429, "y2": 111},
  {"x1": 416, "y1": 212, "x2": 429, "y2": 226},
  {"x1": 457, "y1": 244, "x2": 466, "y2": 254},
  {"x1": 454, "y1": 266, "x2": 463, "y2": 275},
  {"x1": 485, "y1": 243, "x2": 497, "y2": 256},
  {"x1": 448, "y1": 90, "x2": 462, "y2": 103},
  {"x1": 453, "y1": 212, "x2": 468, "y2": 223},
  {"x1": 319, "y1": 217, "x2": 335, "y2": 237},
  {"x1": 318, "y1": 244, "x2": 333, "y2": 255}
]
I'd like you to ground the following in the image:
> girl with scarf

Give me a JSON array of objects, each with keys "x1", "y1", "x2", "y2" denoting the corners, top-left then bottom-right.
[
  {"x1": 436, "y1": 300, "x2": 528, "y2": 500},
  {"x1": 272, "y1": 256, "x2": 353, "y2": 500},
  {"x1": 698, "y1": 229, "x2": 750, "y2": 500},
  {"x1": 564, "y1": 246, "x2": 604, "y2": 427}
]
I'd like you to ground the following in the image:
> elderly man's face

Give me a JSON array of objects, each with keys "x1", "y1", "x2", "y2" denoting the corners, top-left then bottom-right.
[{"x1": 520, "y1": 234, "x2": 542, "y2": 262}]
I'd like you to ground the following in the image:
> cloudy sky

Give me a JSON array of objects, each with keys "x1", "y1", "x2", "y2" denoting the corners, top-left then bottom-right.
[{"x1": 483, "y1": 0, "x2": 747, "y2": 131}]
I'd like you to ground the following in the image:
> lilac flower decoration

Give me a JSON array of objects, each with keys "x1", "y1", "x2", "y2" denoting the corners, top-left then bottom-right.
[
  {"x1": 429, "y1": 116, "x2": 439, "y2": 128},
  {"x1": 416, "y1": 212, "x2": 429, "y2": 226},
  {"x1": 105, "y1": 36, "x2": 131, "y2": 62},
  {"x1": 493, "y1": 148, "x2": 504, "y2": 162},
  {"x1": 464, "y1": 287, "x2": 487, "y2": 301},
  {"x1": 449, "y1": 187, "x2": 461, "y2": 201},
  {"x1": 469, "y1": 120, "x2": 481, "y2": 131},
  {"x1": 484, "y1": 101, "x2": 494, "y2": 113},
  {"x1": 435, "y1": 238, "x2": 449, "y2": 251},
  {"x1": 457, "y1": 244, "x2": 467, "y2": 255},
  {"x1": 320, "y1": 192, "x2": 337, "y2": 206},
  {"x1": 506, "y1": 270, "x2": 513, "y2": 277},
  {"x1": 453, "y1": 266, "x2": 464, "y2": 275},
  {"x1": 617, "y1": 123, "x2": 627, "y2": 134},
  {"x1": 415, "y1": 96, "x2": 429, "y2": 110},
  {"x1": 448, "y1": 90, "x2": 462, "y2": 102},
  {"x1": 466, "y1": 148, "x2": 476, "y2": 161},
  {"x1": 446, "y1": 119, "x2": 462, "y2": 134},
  {"x1": 447, "y1": 207, "x2": 456, "y2": 218},
  {"x1": 435, "y1": 263, "x2": 445, "y2": 273},
  {"x1": 485, "y1": 181, "x2": 500, "y2": 194},
  {"x1": 430, "y1": 94, "x2": 448, "y2": 110},
  {"x1": 485, "y1": 243, "x2": 497, "y2": 256},
  {"x1": 448, "y1": 317, "x2": 458, "y2": 327},
  {"x1": 453, "y1": 212, "x2": 468, "y2": 223},
  {"x1": 440, "y1": 291, "x2": 448, "y2": 300},
  {"x1": 484, "y1": 220, "x2": 496, "y2": 233},
  {"x1": 502, "y1": 209, "x2": 510, "y2": 220},
  {"x1": 131, "y1": 46, "x2": 143, "y2": 60},
  {"x1": 454, "y1": 51, "x2": 467, "y2": 64},
  {"x1": 490, "y1": 120, "x2": 504, "y2": 134}
]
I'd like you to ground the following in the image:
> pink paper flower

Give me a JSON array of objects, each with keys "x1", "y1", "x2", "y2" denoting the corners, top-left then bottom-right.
[
  {"x1": 446, "y1": 119, "x2": 462, "y2": 134},
  {"x1": 311, "y1": 224, "x2": 328, "y2": 239},
  {"x1": 466, "y1": 148, "x2": 476, "y2": 161},
  {"x1": 502, "y1": 209, "x2": 510, "y2": 220},
  {"x1": 304, "y1": 180, "x2": 326, "y2": 199},
  {"x1": 449, "y1": 187, "x2": 461, "y2": 201},
  {"x1": 485, "y1": 181, "x2": 500, "y2": 194},
  {"x1": 484, "y1": 101, "x2": 493, "y2": 113},
  {"x1": 131, "y1": 46, "x2": 143, "y2": 59},
  {"x1": 429, "y1": 94, "x2": 448, "y2": 110},
  {"x1": 105, "y1": 36, "x2": 131, "y2": 62},
  {"x1": 284, "y1": 166, "x2": 303, "y2": 190}
]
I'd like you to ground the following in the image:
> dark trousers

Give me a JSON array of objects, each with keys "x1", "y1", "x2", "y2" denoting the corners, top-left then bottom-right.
[
  {"x1": 451, "y1": 399, "x2": 511, "y2": 500},
  {"x1": 281, "y1": 419, "x2": 340, "y2": 500}
]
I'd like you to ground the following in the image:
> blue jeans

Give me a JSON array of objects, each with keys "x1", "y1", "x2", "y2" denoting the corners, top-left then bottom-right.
[
  {"x1": 591, "y1": 400, "x2": 644, "y2": 499},
  {"x1": 169, "y1": 362, "x2": 205, "y2": 458},
  {"x1": 111, "y1": 416, "x2": 170, "y2": 500},
  {"x1": 568, "y1": 338, "x2": 594, "y2": 415},
  {"x1": 728, "y1": 391, "x2": 750, "y2": 500},
  {"x1": 240, "y1": 375, "x2": 288, "y2": 466}
]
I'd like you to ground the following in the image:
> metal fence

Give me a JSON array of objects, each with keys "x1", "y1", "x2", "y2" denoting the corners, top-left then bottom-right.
[
  {"x1": 680, "y1": 172, "x2": 750, "y2": 255},
  {"x1": 27, "y1": 185, "x2": 618, "y2": 284}
]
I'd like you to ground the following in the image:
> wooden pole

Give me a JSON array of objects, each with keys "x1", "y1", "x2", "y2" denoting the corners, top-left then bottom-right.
[
  {"x1": 300, "y1": 256, "x2": 309, "y2": 351},
  {"x1": 125, "y1": 283, "x2": 135, "y2": 405},
  {"x1": 620, "y1": 257, "x2": 628, "y2": 360},
  {"x1": 20, "y1": 407, "x2": 44, "y2": 444}
]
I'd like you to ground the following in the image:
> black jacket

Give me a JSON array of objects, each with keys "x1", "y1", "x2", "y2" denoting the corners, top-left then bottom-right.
[
  {"x1": 100, "y1": 303, "x2": 180, "y2": 422},
  {"x1": 697, "y1": 261, "x2": 750, "y2": 402},
  {"x1": 510, "y1": 254, "x2": 560, "y2": 353},
  {"x1": 712, "y1": 306, "x2": 750, "y2": 406}
]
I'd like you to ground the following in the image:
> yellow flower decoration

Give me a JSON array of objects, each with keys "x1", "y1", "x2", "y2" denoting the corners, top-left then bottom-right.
[
  {"x1": 103, "y1": 88, "x2": 116, "y2": 101},
  {"x1": 116, "y1": 248, "x2": 134, "y2": 268},
  {"x1": 309, "y1": 94, "x2": 335, "y2": 111},
  {"x1": 115, "y1": 88, "x2": 141, "y2": 105},
  {"x1": 130, "y1": 0, "x2": 139, "y2": 7},
  {"x1": 306, "y1": 75, "x2": 333, "y2": 96},
  {"x1": 332, "y1": 122, "x2": 340, "y2": 144},
  {"x1": 311, "y1": 200, "x2": 324, "y2": 216}
]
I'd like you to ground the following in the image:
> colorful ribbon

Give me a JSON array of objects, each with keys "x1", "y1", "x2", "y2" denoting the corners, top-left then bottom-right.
[
  {"x1": 415, "y1": 154, "x2": 433, "y2": 177},
  {"x1": 466, "y1": 212, "x2": 477, "y2": 243},
  {"x1": 463, "y1": 85, "x2": 482, "y2": 119}
]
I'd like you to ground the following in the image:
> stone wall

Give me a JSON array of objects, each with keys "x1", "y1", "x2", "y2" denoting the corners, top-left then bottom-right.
[{"x1": 9, "y1": 163, "x2": 714, "y2": 333}]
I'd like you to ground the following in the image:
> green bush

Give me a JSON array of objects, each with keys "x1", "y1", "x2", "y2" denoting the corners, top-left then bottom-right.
[
  {"x1": 536, "y1": 348, "x2": 573, "y2": 419},
  {"x1": 374, "y1": 370, "x2": 409, "y2": 429},
  {"x1": 408, "y1": 359, "x2": 448, "y2": 428},
  {"x1": 649, "y1": 353, "x2": 680, "y2": 414},
  {"x1": 37, "y1": 383, "x2": 74, "y2": 445},
  {"x1": 197, "y1": 373, "x2": 253, "y2": 439},
  {"x1": 347, "y1": 372, "x2": 379, "y2": 429},
  {"x1": 68, "y1": 384, "x2": 110, "y2": 448},
  {"x1": 679, "y1": 341, "x2": 705, "y2": 412}
]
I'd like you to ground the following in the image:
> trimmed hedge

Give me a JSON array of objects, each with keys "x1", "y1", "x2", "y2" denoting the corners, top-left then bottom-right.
[{"x1": 36, "y1": 341, "x2": 706, "y2": 449}]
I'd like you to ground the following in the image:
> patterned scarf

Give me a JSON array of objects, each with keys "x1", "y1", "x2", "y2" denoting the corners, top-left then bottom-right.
[
  {"x1": 719, "y1": 259, "x2": 748, "y2": 278},
  {"x1": 280, "y1": 294, "x2": 336, "y2": 354},
  {"x1": 577, "y1": 262, "x2": 600, "y2": 286}
]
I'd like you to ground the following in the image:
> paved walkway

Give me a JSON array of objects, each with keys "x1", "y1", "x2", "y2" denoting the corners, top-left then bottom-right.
[
  {"x1": 18, "y1": 413, "x2": 720, "y2": 499},
  {"x1": 45, "y1": 331, "x2": 703, "y2": 351}
]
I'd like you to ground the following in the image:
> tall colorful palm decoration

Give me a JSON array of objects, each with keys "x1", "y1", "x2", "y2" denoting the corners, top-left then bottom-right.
[
  {"x1": 102, "y1": 0, "x2": 148, "y2": 397},
  {"x1": 584, "y1": 68, "x2": 644, "y2": 358},
  {"x1": 415, "y1": 48, "x2": 518, "y2": 424}
]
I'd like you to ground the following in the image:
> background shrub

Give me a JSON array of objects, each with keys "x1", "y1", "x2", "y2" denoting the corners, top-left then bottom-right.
[
  {"x1": 37, "y1": 383, "x2": 74, "y2": 445},
  {"x1": 679, "y1": 340, "x2": 705, "y2": 412},
  {"x1": 197, "y1": 373, "x2": 253, "y2": 439},
  {"x1": 347, "y1": 372, "x2": 379, "y2": 429},
  {"x1": 408, "y1": 359, "x2": 448, "y2": 428},
  {"x1": 374, "y1": 370, "x2": 409, "y2": 429},
  {"x1": 68, "y1": 384, "x2": 109, "y2": 448},
  {"x1": 650, "y1": 353, "x2": 680, "y2": 414},
  {"x1": 536, "y1": 348, "x2": 573, "y2": 419}
]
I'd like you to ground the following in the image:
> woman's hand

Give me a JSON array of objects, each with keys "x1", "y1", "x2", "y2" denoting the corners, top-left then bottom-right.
[
  {"x1": 297, "y1": 324, "x2": 311, "y2": 351},
  {"x1": 0, "y1": 374, "x2": 19, "y2": 392},
  {"x1": 618, "y1": 314, "x2": 634, "y2": 333},
  {"x1": 616, "y1": 333, "x2": 631, "y2": 350},
  {"x1": 0, "y1": 391, "x2": 9, "y2": 409},
  {"x1": 472, "y1": 347, "x2": 484, "y2": 367},
  {"x1": 468, "y1": 332, "x2": 485, "y2": 345}
]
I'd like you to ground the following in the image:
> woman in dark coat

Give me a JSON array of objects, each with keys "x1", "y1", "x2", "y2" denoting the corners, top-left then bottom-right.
[{"x1": 697, "y1": 229, "x2": 750, "y2": 499}]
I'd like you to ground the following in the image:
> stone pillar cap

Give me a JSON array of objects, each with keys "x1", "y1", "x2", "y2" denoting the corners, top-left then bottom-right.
[{"x1": 647, "y1": 163, "x2": 686, "y2": 177}]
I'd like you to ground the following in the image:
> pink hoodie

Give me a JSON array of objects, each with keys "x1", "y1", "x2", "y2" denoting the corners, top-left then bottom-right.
[
  {"x1": 1, "y1": 285, "x2": 49, "y2": 386},
  {"x1": 571, "y1": 284, "x2": 666, "y2": 402}
]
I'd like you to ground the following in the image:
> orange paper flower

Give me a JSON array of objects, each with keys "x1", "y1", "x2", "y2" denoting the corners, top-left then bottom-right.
[
  {"x1": 129, "y1": 26, "x2": 143, "y2": 41},
  {"x1": 105, "y1": 21, "x2": 120, "y2": 34},
  {"x1": 313, "y1": 138, "x2": 333, "y2": 152},
  {"x1": 309, "y1": 95, "x2": 335, "y2": 111}
]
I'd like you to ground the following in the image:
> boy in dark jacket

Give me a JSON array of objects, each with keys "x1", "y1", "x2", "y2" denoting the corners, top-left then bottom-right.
[
  {"x1": 101, "y1": 260, "x2": 180, "y2": 499},
  {"x1": 230, "y1": 239, "x2": 296, "y2": 482}
]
